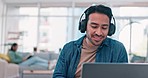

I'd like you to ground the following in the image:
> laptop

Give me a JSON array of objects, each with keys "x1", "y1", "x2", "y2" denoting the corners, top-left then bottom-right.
[{"x1": 82, "y1": 63, "x2": 148, "y2": 78}]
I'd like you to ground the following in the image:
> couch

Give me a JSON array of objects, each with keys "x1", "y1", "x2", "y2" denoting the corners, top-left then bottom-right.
[
  {"x1": 18, "y1": 52, "x2": 59, "y2": 78},
  {"x1": 0, "y1": 52, "x2": 59, "y2": 78},
  {"x1": 0, "y1": 59, "x2": 19, "y2": 78}
]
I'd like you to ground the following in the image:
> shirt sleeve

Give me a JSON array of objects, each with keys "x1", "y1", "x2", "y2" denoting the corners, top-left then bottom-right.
[
  {"x1": 53, "y1": 45, "x2": 68, "y2": 78},
  {"x1": 117, "y1": 43, "x2": 128, "y2": 63},
  {"x1": 8, "y1": 51, "x2": 23, "y2": 64}
]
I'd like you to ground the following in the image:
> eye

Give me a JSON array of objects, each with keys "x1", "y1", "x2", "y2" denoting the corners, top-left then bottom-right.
[
  {"x1": 91, "y1": 25, "x2": 97, "y2": 28},
  {"x1": 102, "y1": 26, "x2": 108, "y2": 30}
]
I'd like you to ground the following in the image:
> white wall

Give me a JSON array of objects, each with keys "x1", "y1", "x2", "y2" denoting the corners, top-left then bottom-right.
[
  {"x1": 0, "y1": 0, "x2": 4, "y2": 52},
  {"x1": 4, "y1": 6, "x2": 19, "y2": 52},
  {"x1": 6, "y1": 6, "x2": 19, "y2": 31},
  {"x1": 0, "y1": 3, "x2": 19, "y2": 53},
  {"x1": 0, "y1": 0, "x2": 3, "y2": 34}
]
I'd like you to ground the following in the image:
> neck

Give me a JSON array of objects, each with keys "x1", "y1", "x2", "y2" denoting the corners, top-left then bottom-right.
[{"x1": 85, "y1": 37, "x2": 97, "y2": 47}]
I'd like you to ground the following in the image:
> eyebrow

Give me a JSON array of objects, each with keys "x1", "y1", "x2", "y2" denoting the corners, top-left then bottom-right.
[
  {"x1": 90, "y1": 22, "x2": 99, "y2": 25},
  {"x1": 102, "y1": 24, "x2": 109, "y2": 26},
  {"x1": 90, "y1": 22, "x2": 109, "y2": 26}
]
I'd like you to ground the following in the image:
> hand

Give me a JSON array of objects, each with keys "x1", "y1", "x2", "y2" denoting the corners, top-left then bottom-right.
[
  {"x1": 22, "y1": 58, "x2": 27, "y2": 61},
  {"x1": 23, "y1": 53, "x2": 32, "y2": 60}
]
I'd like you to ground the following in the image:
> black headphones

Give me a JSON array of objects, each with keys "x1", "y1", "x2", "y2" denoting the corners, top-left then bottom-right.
[{"x1": 78, "y1": 5, "x2": 116, "y2": 36}]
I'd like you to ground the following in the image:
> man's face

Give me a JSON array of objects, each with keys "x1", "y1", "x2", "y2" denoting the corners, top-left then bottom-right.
[{"x1": 86, "y1": 13, "x2": 109, "y2": 46}]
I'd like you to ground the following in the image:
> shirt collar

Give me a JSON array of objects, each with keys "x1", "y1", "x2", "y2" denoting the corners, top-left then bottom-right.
[
  {"x1": 101, "y1": 37, "x2": 110, "y2": 47},
  {"x1": 74, "y1": 35, "x2": 86, "y2": 47}
]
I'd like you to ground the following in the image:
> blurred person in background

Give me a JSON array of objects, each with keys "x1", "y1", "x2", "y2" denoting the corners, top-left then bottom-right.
[{"x1": 8, "y1": 43, "x2": 49, "y2": 68}]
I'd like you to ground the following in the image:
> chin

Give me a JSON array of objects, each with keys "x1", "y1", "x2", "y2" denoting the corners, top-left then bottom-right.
[
  {"x1": 92, "y1": 40, "x2": 104, "y2": 46},
  {"x1": 95, "y1": 43, "x2": 101, "y2": 46},
  {"x1": 92, "y1": 42, "x2": 102, "y2": 46}
]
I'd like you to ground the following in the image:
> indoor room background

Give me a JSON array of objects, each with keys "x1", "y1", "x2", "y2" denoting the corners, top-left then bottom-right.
[{"x1": 0, "y1": 0, "x2": 148, "y2": 63}]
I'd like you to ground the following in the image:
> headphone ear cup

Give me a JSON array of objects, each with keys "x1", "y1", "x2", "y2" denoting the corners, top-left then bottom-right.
[
  {"x1": 79, "y1": 19, "x2": 87, "y2": 33},
  {"x1": 108, "y1": 23, "x2": 116, "y2": 36}
]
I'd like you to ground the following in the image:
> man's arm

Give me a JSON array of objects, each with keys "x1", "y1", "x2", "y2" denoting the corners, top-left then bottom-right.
[
  {"x1": 117, "y1": 43, "x2": 128, "y2": 63},
  {"x1": 53, "y1": 46, "x2": 67, "y2": 78}
]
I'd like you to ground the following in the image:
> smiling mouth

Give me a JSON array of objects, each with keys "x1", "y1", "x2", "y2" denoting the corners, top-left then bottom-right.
[{"x1": 92, "y1": 36, "x2": 103, "y2": 42}]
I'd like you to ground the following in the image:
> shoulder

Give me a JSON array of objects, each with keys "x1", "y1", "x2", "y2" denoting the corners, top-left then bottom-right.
[
  {"x1": 8, "y1": 51, "x2": 16, "y2": 57},
  {"x1": 105, "y1": 38, "x2": 126, "y2": 54},
  {"x1": 107, "y1": 38, "x2": 128, "y2": 61},
  {"x1": 107, "y1": 38, "x2": 127, "y2": 55},
  {"x1": 63, "y1": 36, "x2": 84, "y2": 50},
  {"x1": 64, "y1": 41, "x2": 75, "y2": 47},
  {"x1": 107, "y1": 38, "x2": 125, "y2": 48},
  {"x1": 60, "y1": 39, "x2": 81, "y2": 56},
  {"x1": 60, "y1": 36, "x2": 84, "y2": 57},
  {"x1": 8, "y1": 50, "x2": 14, "y2": 54},
  {"x1": 63, "y1": 41, "x2": 75, "y2": 50}
]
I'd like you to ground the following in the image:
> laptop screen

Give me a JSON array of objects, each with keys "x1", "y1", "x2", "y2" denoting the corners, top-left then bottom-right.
[{"x1": 82, "y1": 63, "x2": 148, "y2": 78}]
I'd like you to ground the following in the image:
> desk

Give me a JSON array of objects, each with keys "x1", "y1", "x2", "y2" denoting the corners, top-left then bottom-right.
[{"x1": 23, "y1": 70, "x2": 53, "y2": 78}]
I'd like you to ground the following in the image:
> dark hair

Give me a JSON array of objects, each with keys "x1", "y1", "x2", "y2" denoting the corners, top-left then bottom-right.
[
  {"x1": 33, "y1": 47, "x2": 37, "y2": 51},
  {"x1": 10, "y1": 43, "x2": 18, "y2": 51},
  {"x1": 85, "y1": 4, "x2": 113, "y2": 21}
]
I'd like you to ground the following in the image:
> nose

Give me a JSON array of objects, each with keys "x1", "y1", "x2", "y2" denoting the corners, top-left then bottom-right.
[{"x1": 95, "y1": 28, "x2": 103, "y2": 36}]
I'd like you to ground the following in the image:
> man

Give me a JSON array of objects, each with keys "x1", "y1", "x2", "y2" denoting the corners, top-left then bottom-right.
[{"x1": 53, "y1": 4, "x2": 128, "y2": 78}]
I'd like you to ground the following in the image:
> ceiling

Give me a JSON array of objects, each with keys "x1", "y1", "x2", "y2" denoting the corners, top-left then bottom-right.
[{"x1": 2, "y1": 0, "x2": 148, "y2": 7}]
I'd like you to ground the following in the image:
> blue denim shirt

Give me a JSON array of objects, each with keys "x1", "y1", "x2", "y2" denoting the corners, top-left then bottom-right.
[{"x1": 53, "y1": 36, "x2": 128, "y2": 78}]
